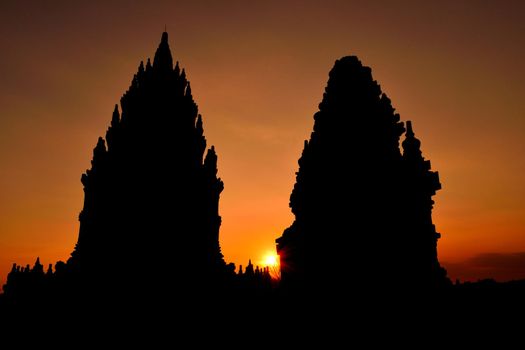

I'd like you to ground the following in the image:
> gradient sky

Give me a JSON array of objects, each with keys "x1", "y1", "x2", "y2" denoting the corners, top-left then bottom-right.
[{"x1": 1, "y1": 0, "x2": 524, "y2": 286}]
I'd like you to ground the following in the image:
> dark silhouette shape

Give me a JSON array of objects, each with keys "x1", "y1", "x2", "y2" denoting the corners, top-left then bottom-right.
[
  {"x1": 2, "y1": 258, "x2": 48, "y2": 308},
  {"x1": 233, "y1": 260, "x2": 273, "y2": 299},
  {"x1": 276, "y1": 56, "x2": 450, "y2": 295},
  {"x1": 67, "y1": 32, "x2": 230, "y2": 300},
  {"x1": 2, "y1": 35, "x2": 525, "y2": 331},
  {"x1": 2, "y1": 32, "x2": 231, "y2": 312}
]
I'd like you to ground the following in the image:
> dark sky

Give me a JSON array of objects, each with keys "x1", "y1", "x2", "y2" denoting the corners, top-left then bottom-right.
[{"x1": 1, "y1": 0, "x2": 525, "y2": 285}]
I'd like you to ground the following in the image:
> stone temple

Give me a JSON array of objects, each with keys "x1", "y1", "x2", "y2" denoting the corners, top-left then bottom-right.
[
  {"x1": 67, "y1": 32, "x2": 230, "y2": 297},
  {"x1": 276, "y1": 56, "x2": 450, "y2": 294}
]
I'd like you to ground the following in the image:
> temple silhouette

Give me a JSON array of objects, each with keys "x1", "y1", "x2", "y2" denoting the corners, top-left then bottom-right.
[
  {"x1": 4, "y1": 33, "x2": 525, "y2": 322},
  {"x1": 276, "y1": 56, "x2": 450, "y2": 294},
  {"x1": 67, "y1": 32, "x2": 231, "y2": 298},
  {"x1": 2, "y1": 32, "x2": 236, "y2": 310}
]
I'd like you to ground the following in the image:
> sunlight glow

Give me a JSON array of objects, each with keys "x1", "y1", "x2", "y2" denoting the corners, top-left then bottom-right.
[{"x1": 263, "y1": 253, "x2": 279, "y2": 267}]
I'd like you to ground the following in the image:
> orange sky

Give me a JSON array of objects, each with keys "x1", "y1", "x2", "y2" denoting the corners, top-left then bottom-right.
[{"x1": 1, "y1": 1, "x2": 525, "y2": 286}]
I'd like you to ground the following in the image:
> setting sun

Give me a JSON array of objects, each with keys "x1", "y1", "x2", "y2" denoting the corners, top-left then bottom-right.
[{"x1": 263, "y1": 253, "x2": 279, "y2": 267}]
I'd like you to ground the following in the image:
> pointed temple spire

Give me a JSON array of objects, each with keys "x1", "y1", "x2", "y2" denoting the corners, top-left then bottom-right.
[
  {"x1": 185, "y1": 82, "x2": 192, "y2": 97},
  {"x1": 406, "y1": 120, "x2": 414, "y2": 137},
  {"x1": 111, "y1": 104, "x2": 120, "y2": 126},
  {"x1": 63, "y1": 31, "x2": 228, "y2": 300},
  {"x1": 153, "y1": 31, "x2": 173, "y2": 71},
  {"x1": 204, "y1": 145, "x2": 218, "y2": 171},
  {"x1": 196, "y1": 114, "x2": 203, "y2": 135},
  {"x1": 402, "y1": 120, "x2": 423, "y2": 161},
  {"x1": 106, "y1": 105, "x2": 121, "y2": 151},
  {"x1": 32, "y1": 257, "x2": 44, "y2": 275}
]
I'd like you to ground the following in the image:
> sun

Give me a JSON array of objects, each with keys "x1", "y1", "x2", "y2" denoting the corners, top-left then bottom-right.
[{"x1": 263, "y1": 253, "x2": 279, "y2": 267}]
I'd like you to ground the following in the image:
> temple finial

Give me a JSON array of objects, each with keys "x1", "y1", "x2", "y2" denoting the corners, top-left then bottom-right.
[
  {"x1": 154, "y1": 31, "x2": 173, "y2": 70},
  {"x1": 402, "y1": 120, "x2": 422, "y2": 159},
  {"x1": 406, "y1": 120, "x2": 414, "y2": 137}
]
